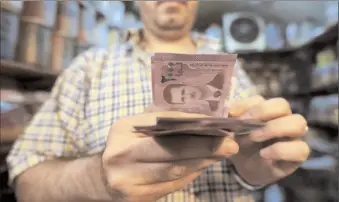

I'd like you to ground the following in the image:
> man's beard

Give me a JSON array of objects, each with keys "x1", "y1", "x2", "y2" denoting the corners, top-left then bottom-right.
[{"x1": 154, "y1": 19, "x2": 185, "y2": 31}]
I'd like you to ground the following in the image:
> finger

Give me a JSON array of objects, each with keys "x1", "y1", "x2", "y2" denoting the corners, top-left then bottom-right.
[
  {"x1": 135, "y1": 158, "x2": 220, "y2": 185},
  {"x1": 131, "y1": 135, "x2": 239, "y2": 162},
  {"x1": 242, "y1": 98, "x2": 292, "y2": 121},
  {"x1": 260, "y1": 140, "x2": 310, "y2": 162},
  {"x1": 229, "y1": 95, "x2": 265, "y2": 117},
  {"x1": 250, "y1": 114, "x2": 308, "y2": 142}
]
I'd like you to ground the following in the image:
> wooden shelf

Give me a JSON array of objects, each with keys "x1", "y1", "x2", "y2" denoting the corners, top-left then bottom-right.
[
  {"x1": 0, "y1": 126, "x2": 25, "y2": 143},
  {"x1": 0, "y1": 60, "x2": 57, "y2": 79},
  {"x1": 0, "y1": 60, "x2": 57, "y2": 90}
]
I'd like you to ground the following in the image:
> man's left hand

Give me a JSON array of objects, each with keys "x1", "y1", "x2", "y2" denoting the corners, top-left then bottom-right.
[{"x1": 229, "y1": 96, "x2": 310, "y2": 186}]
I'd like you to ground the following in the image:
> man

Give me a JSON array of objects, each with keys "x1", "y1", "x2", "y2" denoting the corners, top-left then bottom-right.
[{"x1": 7, "y1": 1, "x2": 309, "y2": 202}]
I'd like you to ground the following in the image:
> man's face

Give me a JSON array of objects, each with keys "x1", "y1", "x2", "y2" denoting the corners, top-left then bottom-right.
[
  {"x1": 138, "y1": 1, "x2": 198, "y2": 39},
  {"x1": 170, "y1": 85, "x2": 202, "y2": 103}
]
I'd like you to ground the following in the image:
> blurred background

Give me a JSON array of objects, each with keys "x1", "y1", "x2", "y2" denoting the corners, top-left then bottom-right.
[{"x1": 0, "y1": 1, "x2": 338, "y2": 202}]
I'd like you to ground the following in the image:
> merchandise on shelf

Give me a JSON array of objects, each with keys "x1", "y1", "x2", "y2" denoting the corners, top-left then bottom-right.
[
  {"x1": 279, "y1": 64, "x2": 299, "y2": 95},
  {"x1": 316, "y1": 47, "x2": 336, "y2": 68},
  {"x1": 21, "y1": 0, "x2": 58, "y2": 27},
  {"x1": 90, "y1": 1, "x2": 108, "y2": 19},
  {"x1": 123, "y1": 12, "x2": 143, "y2": 29},
  {"x1": 56, "y1": 0, "x2": 79, "y2": 38},
  {"x1": 325, "y1": 1, "x2": 339, "y2": 26},
  {"x1": 299, "y1": 18, "x2": 318, "y2": 44},
  {"x1": 16, "y1": 18, "x2": 53, "y2": 72},
  {"x1": 93, "y1": 19, "x2": 110, "y2": 49},
  {"x1": 267, "y1": 70, "x2": 281, "y2": 96},
  {"x1": 205, "y1": 23, "x2": 223, "y2": 41},
  {"x1": 77, "y1": 3, "x2": 96, "y2": 44},
  {"x1": 75, "y1": 2, "x2": 95, "y2": 56},
  {"x1": 0, "y1": 0, "x2": 24, "y2": 13},
  {"x1": 285, "y1": 22, "x2": 303, "y2": 47},
  {"x1": 308, "y1": 94, "x2": 338, "y2": 126},
  {"x1": 51, "y1": 32, "x2": 76, "y2": 73},
  {"x1": 0, "y1": 77, "x2": 50, "y2": 143},
  {"x1": 0, "y1": 6, "x2": 20, "y2": 60},
  {"x1": 0, "y1": 78, "x2": 29, "y2": 143},
  {"x1": 288, "y1": 98, "x2": 307, "y2": 115},
  {"x1": 108, "y1": 1, "x2": 126, "y2": 28},
  {"x1": 312, "y1": 48, "x2": 338, "y2": 90},
  {"x1": 304, "y1": 127, "x2": 337, "y2": 156},
  {"x1": 311, "y1": 61, "x2": 338, "y2": 90},
  {"x1": 265, "y1": 22, "x2": 285, "y2": 50}
]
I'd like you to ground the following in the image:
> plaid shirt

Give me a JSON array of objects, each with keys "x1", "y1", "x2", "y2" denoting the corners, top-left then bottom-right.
[{"x1": 7, "y1": 30, "x2": 258, "y2": 202}]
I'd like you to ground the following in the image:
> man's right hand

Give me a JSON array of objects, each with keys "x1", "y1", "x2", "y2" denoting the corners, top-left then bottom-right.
[{"x1": 102, "y1": 111, "x2": 239, "y2": 202}]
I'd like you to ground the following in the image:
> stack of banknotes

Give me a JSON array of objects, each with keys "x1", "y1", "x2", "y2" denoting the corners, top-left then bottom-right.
[
  {"x1": 134, "y1": 53, "x2": 265, "y2": 136},
  {"x1": 134, "y1": 117, "x2": 265, "y2": 136}
]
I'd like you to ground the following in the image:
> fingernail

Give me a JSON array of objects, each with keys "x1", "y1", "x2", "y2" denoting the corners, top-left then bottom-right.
[
  {"x1": 260, "y1": 148, "x2": 272, "y2": 160},
  {"x1": 250, "y1": 129, "x2": 266, "y2": 142},
  {"x1": 305, "y1": 126, "x2": 309, "y2": 133}
]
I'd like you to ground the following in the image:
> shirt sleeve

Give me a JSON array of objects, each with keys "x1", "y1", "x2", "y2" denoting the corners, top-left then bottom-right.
[{"x1": 6, "y1": 50, "x2": 100, "y2": 186}]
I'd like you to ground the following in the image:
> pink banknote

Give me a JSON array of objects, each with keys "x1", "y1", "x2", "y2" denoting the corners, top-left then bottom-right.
[{"x1": 151, "y1": 53, "x2": 237, "y2": 117}]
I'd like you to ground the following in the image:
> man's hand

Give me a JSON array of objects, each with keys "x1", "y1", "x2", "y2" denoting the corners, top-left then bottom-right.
[
  {"x1": 102, "y1": 111, "x2": 239, "y2": 202},
  {"x1": 229, "y1": 96, "x2": 310, "y2": 186}
]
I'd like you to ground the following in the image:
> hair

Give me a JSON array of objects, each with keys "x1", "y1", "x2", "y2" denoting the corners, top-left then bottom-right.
[{"x1": 162, "y1": 84, "x2": 185, "y2": 104}]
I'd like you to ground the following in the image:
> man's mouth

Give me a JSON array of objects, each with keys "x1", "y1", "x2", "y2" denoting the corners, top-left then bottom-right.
[{"x1": 157, "y1": 1, "x2": 188, "y2": 6}]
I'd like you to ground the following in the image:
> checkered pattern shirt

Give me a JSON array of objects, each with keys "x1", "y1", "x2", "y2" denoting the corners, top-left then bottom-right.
[{"x1": 7, "y1": 30, "x2": 258, "y2": 202}]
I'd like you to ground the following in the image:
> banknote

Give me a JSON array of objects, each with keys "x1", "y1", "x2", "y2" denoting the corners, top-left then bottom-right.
[
  {"x1": 134, "y1": 117, "x2": 265, "y2": 137},
  {"x1": 151, "y1": 53, "x2": 237, "y2": 117}
]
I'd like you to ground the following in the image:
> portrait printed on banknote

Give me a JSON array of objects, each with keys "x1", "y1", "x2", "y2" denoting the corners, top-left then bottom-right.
[
  {"x1": 161, "y1": 72, "x2": 224, "y2": 112},
  {"x1": 151, "y1": 53, "x2": 237, "y2": 116}
]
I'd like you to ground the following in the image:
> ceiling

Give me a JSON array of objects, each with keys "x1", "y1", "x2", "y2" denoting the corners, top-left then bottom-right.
[{"x1": 195, "y1": 1, "x2": 331, "y2": 30}]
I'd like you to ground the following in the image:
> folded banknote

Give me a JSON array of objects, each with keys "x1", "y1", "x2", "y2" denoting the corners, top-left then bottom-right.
[{"x1": 151, "y1": 53, "x2": 237, "y2": 117}]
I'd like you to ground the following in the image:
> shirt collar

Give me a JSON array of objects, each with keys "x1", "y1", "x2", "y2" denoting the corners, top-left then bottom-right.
[{"x1": 122, "y1": 29, "x2": 222, "y2": 65}]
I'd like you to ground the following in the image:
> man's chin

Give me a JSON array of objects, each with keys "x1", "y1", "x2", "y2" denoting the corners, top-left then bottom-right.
[{"x1": 153, "y1": 25, "x2": 188, "y2": 40}]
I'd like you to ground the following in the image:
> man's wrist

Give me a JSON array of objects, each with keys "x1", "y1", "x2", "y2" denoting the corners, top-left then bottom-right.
[
  {"x1": 99, "y1": 154, "x2": 127, "y2": 202},
  {"x1": 229, "y1": 163, "x2": 265, "y2": 191},
  {"x1": 63, "y1": 154, "x2": 115, "y2": 201}
]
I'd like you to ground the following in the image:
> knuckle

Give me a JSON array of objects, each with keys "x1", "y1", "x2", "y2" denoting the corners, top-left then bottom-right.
[
  {"x1": 169, "y1": 164, "x2": 187, "y2": 180},
  {"x1": 102, "y1": 151, "x2": 111, "y2": 166},
  {"x1": 254, "y1": 95, "x2": 265, "y2": 102},
  {"x1": 270, "y1": 142, "x2": 286, "y2": 158},
  {"x1": 249, "y1": 102, "x2": 266, "y2": 117},
  {"x1": 275, "y1": 98, "x2": 291, "y2": 111}
]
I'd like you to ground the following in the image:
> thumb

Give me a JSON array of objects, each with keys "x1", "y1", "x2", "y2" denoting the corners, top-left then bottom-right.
[
  {"x1": 144, "y1": 104, "x2": 163, "y2": 113},
  {"x1": 144, "y1": 104, "x2": 180, "y2": 113},
  {"x1": 229, "y1": 95, "x2": 265, "y2": 117}
]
